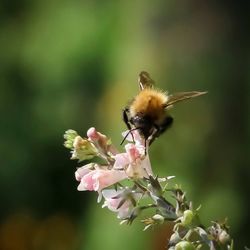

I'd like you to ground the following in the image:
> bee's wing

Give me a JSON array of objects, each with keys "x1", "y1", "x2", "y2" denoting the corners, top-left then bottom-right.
[
  {"x1": 165, "y1": 91, "x2": 207, "y2": 107},
  {"x1": 138, "y1": 71, "x2": 155, "y2": 90}
]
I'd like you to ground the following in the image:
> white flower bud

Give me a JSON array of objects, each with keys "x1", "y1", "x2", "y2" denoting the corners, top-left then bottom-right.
[
  {"x1": 218, "y1": 230, "x2": 230, "y2": 245},
  {"x1": 152, "y1": 214, "x2": 164, "y2": 224}
]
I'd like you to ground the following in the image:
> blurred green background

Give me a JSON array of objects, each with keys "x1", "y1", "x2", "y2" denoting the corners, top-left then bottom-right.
[{"x1": 0, "y1": 0, "x2": 249, "y2": 249}]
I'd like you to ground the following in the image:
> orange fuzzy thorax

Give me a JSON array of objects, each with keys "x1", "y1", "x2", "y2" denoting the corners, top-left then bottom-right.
[{"x1": 130, "y1": 88, "x2": 168, "y2": 121}]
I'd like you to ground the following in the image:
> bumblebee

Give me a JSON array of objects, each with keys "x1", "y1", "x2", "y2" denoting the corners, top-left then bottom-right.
[{"x1": 122, "y1": 71, "x2": 207, "y2": 145}]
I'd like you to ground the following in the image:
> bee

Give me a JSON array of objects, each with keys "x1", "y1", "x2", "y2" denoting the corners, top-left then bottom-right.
[{"x1": 121, "y1": 71, "x2": 207, "y2": 146}]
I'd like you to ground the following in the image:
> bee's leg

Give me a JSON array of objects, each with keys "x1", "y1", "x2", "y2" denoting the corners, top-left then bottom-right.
[
  {"x1": 159, "y1": 116, "x2": 173, "y2": 134},
  {"x1": 121, "y1": 108, "x2": 135, "y2": 145},
  {"x1": 149, "y1": 116, "x2": 173, "y2": 145},
  {"x1": 148, "y1": 126, "x2": 160, "y2": 146},
  {"x1": 157, "y1": 116, "x2": 174, "y2": 137},
  {"x1": 144, "y1": 139, "x2": 148, "y2": 155},
  {"x1": 122, "y1": 108, "x2": 132, "y2": 130}
]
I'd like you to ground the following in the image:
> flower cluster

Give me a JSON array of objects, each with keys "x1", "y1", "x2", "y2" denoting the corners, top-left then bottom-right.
[
  {"x1": 63, "y1": 128, "x2": 234, "y2": 250},
  {"x1": 64, "y1": 127, "x2": 153, "y2": 215}
]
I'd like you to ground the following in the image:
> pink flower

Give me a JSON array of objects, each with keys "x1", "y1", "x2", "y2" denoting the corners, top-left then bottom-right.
[
  {"x1": 87, "y1": 127, "x2": 118, "y2": 155},
  {"x1": 75, "y1": 167, "x2": 127, "y2": 192},
  {"x1": 102, "y1": 189, "x2": 138, "y2": 219},
  {"x1": 113, "y1": 143, "x2": 153, "y2": 178},
  {"x1": 75, "y1": 167, "x2": 92, "y2": 182}
]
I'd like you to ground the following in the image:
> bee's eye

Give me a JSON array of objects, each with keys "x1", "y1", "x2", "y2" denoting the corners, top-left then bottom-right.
[
  {"x1": 131, "y1": 116, "x2": 151, "y2": 128},
  {"x1": 131, "y1": 116, "x2": 143, "y2": 125}
]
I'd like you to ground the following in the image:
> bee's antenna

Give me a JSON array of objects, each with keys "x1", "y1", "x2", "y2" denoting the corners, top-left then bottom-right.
[
  {"x1": 120, "y1": 131, "x2": 130, "y2": 145},
  {"x1": 120, "y1": 128, "x2": 139, "y2": 145}
]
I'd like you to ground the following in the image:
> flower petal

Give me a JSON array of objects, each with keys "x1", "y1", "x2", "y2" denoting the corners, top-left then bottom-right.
[{"x1": 113, "y1": 153, "x2": 130, "y2": 169}]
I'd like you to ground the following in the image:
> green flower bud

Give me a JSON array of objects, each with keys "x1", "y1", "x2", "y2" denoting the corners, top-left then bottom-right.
[
  {"x1": 64, "y1": 129, "x2": 78, "y2": 140},
  {"x1": 63, "y1": 130, "x2": 78, "y2": 149},
  {"x1": 181, "y1": 210, "x2": 194, "y2": 226},
  {"x1": 175, "y1": 241, "x2": 195, "y2": 250}
]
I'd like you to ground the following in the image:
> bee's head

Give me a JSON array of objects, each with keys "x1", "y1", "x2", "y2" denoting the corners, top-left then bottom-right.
[{"x1": 130, "y1": 115, "x2": 155, "y2": 140}]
